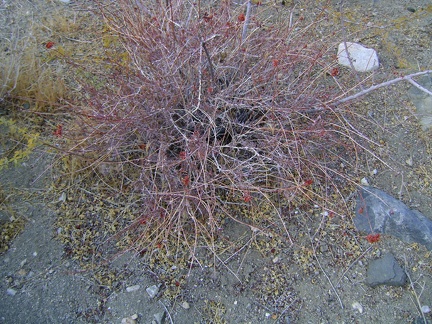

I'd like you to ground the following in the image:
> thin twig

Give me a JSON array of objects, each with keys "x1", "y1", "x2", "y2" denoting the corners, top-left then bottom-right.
[
  {"x1": 158, "y1": 300, "x2": 174, "y2": 324},
  {"x1": 202, "y1": 41, "x2": 215, "y2": 83},
  {"x1": 403, "y1": 255, "x2": 427, "y2": 324},
  {"x1": 334, "y1": 70, "x2": 432, "y2": 105},
  {"x1": 241, "y1": 1, "x2": 252, "y2": 42},
  {"x1": 311, "y1": 240, "x2": 344, "y2": 309}
]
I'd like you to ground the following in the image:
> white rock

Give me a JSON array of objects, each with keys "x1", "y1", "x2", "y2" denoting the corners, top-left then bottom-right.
[
  {"x1": 360, "y1": 177, "x2": 370, "y2": 186},
  {"x1": 352, "y1": 301, "x2": 363, "y2": 313},
  {"x1": 58, "y1": 192, "x2": 67, "y2": 202},
  {"x1": 6, "y1": 288, "x2": 17, "y2": 296},
  {"x1": 121, "y1": 317, "x2": 136, "y2": 324},
  {"x1": 126, "y1": 285, "x2": 140, "y2": 292},
  {"x1": 181, "y1": 301, "x2": 190, "y2": 309},
  {"x1": 146, "y1": 284, "x2": 160, "y2": 298},
  {"x1": 421, "y1": 305, "x2": 431, "y2": 313},
  {"x1": 337, "y1": 42, "x2": 379, "y2": 72}
]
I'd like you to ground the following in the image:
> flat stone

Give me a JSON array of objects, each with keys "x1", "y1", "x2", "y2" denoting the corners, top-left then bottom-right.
[
  {"x1": 126, "y1": 285, "x2": 140, "y2": 292},
  {"x1": 337, "y1": 42, "x2": 379, "y2": 72},
  {"x1": 365, "y1": 253, "x2": 406, "y2": 287},
  {"x1": 354, "y1": 186, "x2": 432, "y2": 250},
  {"x1": 146, "y1": 284, "x2": 160, "y2": 298}
]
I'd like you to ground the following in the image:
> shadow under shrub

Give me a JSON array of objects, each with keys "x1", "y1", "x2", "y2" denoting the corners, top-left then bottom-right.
[{"x1": 63, "y1": 0, "x2": 366, "y2": 265}]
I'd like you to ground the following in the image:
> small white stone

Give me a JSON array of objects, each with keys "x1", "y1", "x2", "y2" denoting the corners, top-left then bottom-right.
[
  {"x1": 6, "y1": 288, "x2": 17, "y2": 296},
  {"x1": 352, "y1": 301, "x2": 363, "y2": 313},
  {"x1": 406, "y1": 156, "x2": 413, "y2": 166},
  {"x1": 421, "y1": 305, "x2": 431, "y2": 314},
  {"x1": 121, "y1": 317, "x2": 136, "y2": 324},
  {"x1": 337, "y1": 42, "x2": 379, "y2": 72},
  {"x1": 272, "y1": 256, "x2": 280, "y2": 263},
  {"x1": 58, "y1": 192, "x2": 67, "y2": 202},
  {"x1": 146, "y1": 284, "x2": 160, "y2": 298},
  {"x1": 360, "y1": 177, "x2": 369, "y2": 186},
  {"x1": 33, "y1": 251, "x2": 37, "y2": 257},
  {"x1": 126, "y1": 285, "x2": 140, "y2": 292},
  {"x1": 181, "y1": 301, "x2": 190, "y2": 309}
]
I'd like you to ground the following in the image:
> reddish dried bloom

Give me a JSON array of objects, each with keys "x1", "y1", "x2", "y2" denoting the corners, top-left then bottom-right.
[
  {"x1": 243, "y1": 192, "x2": 252, "y2": 203},
  {"x1": 53, "y1": 124, "x2": 62, "y2": 137},
  {"x1": 182, "y1": 175, "x2": 190, "y2": 186},
  {"x1": 272, "y1": 59, "x2": 279, "y2": 67},
  {"x1": 303, "y1": 179, "x2": 313, "y2": 186},
  {"x1": 46, "y1": 41, "x2": 55, "y2": 49},
  {"x1": 366, "y1": 233, "x2": 381, "y2": 243},
  {"x1": 238, "y1": 13, "x2": 245, "y2": 22},
  {"x1": 330, "y1": 67, "x2": 339, "y2": 77},
  {"x1": 179, "y1": 151, "x2": 187, "y2": 160}
]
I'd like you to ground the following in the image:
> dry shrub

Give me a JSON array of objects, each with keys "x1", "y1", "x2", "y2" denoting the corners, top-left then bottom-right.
[{"x1": 64, "y1": 0, "x2": 369, "y2": 264}]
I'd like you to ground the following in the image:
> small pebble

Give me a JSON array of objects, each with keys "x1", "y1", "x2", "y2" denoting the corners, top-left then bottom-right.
[
  {"x1": 181, "y1": 301, "x2": 190, "y2": 309},
  {"x1": 6, "y1": 288, "x2": 17, "y2": 296},
  {"x1": 406, "y1": 156, "x2": 413, "y2": 166},
  {"x1": 352, "y1": 301, "x2": 363, "y2": 313},
  {"x1": 126, "y1": 285, "x2": 140, "y2": 292},
  {"x1": 146, "y1": 284, "x2": 160, "y2": 298},
  {"x1": 360, "y1": 177, "x2": 369, "y2": 186},
  {"x1": 121, "y1": 316, "x2": 137, "y2": 324},
  {"x1": 421, "y1": 305, "x2": 431, "y2": 314}
]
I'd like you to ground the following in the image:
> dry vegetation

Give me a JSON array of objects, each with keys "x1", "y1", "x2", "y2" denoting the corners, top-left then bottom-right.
[{"x1": 54, "y1": 0, "x2": 380, "y2": 269}]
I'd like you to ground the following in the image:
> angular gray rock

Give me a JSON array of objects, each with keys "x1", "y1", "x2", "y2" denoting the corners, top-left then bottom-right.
[
  {"x1": 354, "y1": 186, "x2": 432, "y2": 250},
  {"x1": 366, "y1": 253, "x2": 406, "y2": 287}
]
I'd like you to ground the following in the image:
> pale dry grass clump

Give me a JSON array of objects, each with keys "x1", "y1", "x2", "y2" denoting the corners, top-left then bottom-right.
[{"x1": 63, "y1": 0, "x2": 371, "y2": 265}]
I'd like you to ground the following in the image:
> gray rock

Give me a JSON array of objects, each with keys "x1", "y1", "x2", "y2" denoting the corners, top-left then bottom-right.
[
  {"x1": 153, "y1": 311, "x2": 166, "y2": 324},
  {"x1": 354, "y1": 187, "x2": 432, "y2": 250},
  {"x1": 365, "y1": 253, "x2": 406, "y2": 287}
]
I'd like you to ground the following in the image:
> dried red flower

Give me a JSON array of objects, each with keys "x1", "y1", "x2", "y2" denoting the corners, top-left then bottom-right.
[
  {"x1": 46, "y1": 41, "x2": 55, "y2": 49},
  {"x1": 238, "y1": 13, "x2": 245, "y2": 22},
  {"x1": 330, "y1": 67, "x2": 339, "y2": 77},
  {"x1": 366, "y1": 233, "x2": 381, "y2": 243},
  {"x1": 303, "y1": 179, "x2": 313, "y2": 186},
  {"x1": 272, "y1": 59, "x2": 279, "y2": 67},
  {"x1": 243, "y1": 192, "x2": 252, "y2": 203},
  {"x1": 182, "y1": 175, "x2": 190, "y2": 186},
  {"x1": 53, "y1": 124, "x2": 62, "y2": 137},
  {"x1": 179, "y1": 151, "x2": 186, "y2": 160}
]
